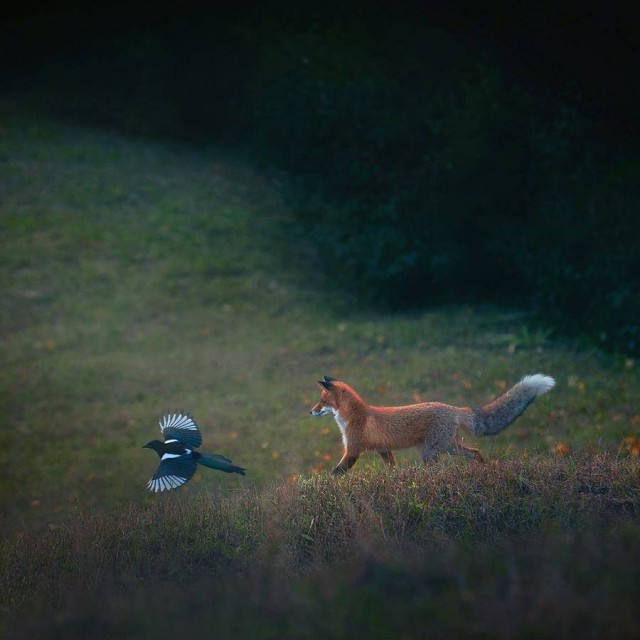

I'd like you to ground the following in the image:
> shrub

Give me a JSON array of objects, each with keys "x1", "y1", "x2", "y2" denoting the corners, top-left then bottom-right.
[
  {"x1": 249, "y1": 20, "x2": 640, "y2": 352},
  {"x1": 9, "y1": 8, "x2": 640, "y2": 351}
]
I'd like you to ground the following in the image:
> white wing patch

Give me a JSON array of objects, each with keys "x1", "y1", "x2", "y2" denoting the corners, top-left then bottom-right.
[
  {"x1": 158, "y1": 412, "x2": 202, "y2": 448},
  {"x1": 160, "y1": 413, "x2": 199, "y2": 434},
  {"x1": 160, "y1": 452, "x2": 183, "y2": 461},
  {"x1": 147, "y1": 475, "x2": 188, "y2": 492}
]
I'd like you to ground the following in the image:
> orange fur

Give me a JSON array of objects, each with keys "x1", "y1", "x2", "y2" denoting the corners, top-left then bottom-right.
[{"x1": 310, "y1": 374, "x2": 554, "y2": 475}]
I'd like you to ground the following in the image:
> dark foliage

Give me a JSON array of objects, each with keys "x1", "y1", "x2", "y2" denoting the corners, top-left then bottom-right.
[
  {"x1": 5, "y1": 3, "x2": 639, "y2": 351},
  {"x1": 246, "y1": 20, "x2": 640, "y2": 352}
]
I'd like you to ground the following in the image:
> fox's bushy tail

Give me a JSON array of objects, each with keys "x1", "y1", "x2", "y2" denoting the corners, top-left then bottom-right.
[
  {"x1": 468, "y1": 374, "x2": 555, "y2": 436},
  {"x1": 197, "y1": 453, "x2": 246, "y2": 475}
]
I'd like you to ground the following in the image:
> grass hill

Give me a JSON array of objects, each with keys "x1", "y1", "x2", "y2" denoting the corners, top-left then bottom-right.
[{"x1": 1, "y1": 103, "x2": 639, "y2": 637}]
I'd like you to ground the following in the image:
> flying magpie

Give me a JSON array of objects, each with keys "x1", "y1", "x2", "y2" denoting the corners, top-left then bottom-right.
[{"x1": 143, "y1": 412, "x2": 246, "y2": 492}]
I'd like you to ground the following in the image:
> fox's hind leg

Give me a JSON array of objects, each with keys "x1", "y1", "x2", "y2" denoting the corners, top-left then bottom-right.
[
  {"x1": 378, "y1": 450, "x2": 396, "y2": 467},
  {"x1": 446, "y1": 440, "x2": 485, "y2": 463},
  {"x1": 418, "y1": 428, "x2": 450, "y2": 464},
  {"x1": 418, "y1": 443, "x2": 440, "y2": 463}
]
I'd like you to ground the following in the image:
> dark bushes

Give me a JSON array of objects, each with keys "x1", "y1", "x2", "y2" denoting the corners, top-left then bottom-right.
[
  {"x1": 8, "y1": 7, "x2": 640, "y2": 351},
  {"x1": 248, "y1": 20, "x2": 640, "y2": 352}
]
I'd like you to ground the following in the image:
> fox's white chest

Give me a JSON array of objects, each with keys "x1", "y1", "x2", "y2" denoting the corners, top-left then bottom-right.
[{"x1": 333, "y1": 410, "x2": 348, "y2": 447}]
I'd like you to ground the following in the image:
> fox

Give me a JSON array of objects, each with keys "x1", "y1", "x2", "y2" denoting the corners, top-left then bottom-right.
[{"x1": 310, "y1": 373, "x2": 555, "y2": 475}]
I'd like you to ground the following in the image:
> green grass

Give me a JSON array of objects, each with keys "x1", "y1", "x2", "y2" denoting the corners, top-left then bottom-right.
[{"x1": 1, "y1": 102, "x2": 640, "y2": 637}]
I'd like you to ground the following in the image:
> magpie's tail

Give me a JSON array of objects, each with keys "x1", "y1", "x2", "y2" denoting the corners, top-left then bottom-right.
[{"x1": 198, "y1": 452, "x2": 246, "y2": 475}]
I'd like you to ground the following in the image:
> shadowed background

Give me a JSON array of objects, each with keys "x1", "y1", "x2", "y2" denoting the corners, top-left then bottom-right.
[
  {"x1": 3, "y1": 0, "x2": 639, "y2": 350},
  {"x1": 1, "y1": 2, "x2": 639, "y2": 637}
]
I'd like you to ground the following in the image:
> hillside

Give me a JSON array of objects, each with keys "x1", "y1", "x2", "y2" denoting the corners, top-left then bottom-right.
[{"x1": 1, "y1": 106, "x2": 639, "y2": 637}]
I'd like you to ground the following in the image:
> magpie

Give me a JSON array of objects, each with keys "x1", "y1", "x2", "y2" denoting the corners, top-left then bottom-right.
[{"x1": 143, "y1": 412, "x2": 246, "y2": 492}]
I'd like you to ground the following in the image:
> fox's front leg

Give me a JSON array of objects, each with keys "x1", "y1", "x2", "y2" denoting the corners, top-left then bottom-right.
[{"x1": 331, "y1": 450, "x2": 360, "y2": 475}]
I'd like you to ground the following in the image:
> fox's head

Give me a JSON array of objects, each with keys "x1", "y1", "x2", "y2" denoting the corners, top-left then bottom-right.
[{"x1": 309, "y1": 375, "x2": 340, "y2": 416}]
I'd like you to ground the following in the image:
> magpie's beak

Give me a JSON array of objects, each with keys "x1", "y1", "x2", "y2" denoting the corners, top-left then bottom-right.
[{"x1": 142, "y1": 442, "x2": 151, "y2": 449}]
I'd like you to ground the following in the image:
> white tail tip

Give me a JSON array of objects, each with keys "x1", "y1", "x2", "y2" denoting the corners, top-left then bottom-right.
[{"x1": 519, "y1": 373, "x2": 555, "y2": 396}]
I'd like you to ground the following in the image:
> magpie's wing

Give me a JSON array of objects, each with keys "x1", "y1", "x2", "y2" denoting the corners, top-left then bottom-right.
[
  {"x1": 147, "y1": 455, "x2": 198, "y2": 493},
  {"x1": 159, "y1": 413, "x2": 202, "y2": 448}
]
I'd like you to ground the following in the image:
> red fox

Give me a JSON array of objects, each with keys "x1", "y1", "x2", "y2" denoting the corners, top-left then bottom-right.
[{"x1": 310, "y1": 374, "x2": 555, "y2": 474}]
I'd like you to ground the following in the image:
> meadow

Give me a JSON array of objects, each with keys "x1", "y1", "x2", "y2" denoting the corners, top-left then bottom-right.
[{"x1": 1, "y1": 103, "x2": 639, "y2": 637}]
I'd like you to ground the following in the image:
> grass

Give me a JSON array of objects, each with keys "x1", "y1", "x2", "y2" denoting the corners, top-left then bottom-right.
[
  {"x1": 3, "y1": 457, "x2": 639, "y2": 638},
  {"x1": 1, "y1": 100, "x2": 640, "y2": 637}
]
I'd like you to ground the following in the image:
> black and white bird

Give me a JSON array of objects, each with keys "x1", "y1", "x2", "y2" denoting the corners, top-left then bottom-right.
[{"x1": 143, "y1": 413, "x2": 246, "y2": 492}]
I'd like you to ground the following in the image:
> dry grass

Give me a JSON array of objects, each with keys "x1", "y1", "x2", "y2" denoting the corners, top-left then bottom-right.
[{"x1": 2, "y1": 454, "x2": 639, "y2": 638}]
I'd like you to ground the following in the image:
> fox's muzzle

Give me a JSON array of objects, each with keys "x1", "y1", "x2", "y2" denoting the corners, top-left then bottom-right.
[{"x1": 310, "y1": 404, "x2": 333, "y2": 417}]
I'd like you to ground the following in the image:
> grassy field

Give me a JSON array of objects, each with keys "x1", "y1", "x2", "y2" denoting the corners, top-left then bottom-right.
[{"x1": 1, "y1": 102, "x2": 639, "y2": 637}]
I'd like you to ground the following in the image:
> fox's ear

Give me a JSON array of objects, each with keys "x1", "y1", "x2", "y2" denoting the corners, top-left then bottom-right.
[
  {"x1": 323, "y1": 375, "x2": 338, "y2": 383},
  {"x1": 318, "y1": 379, "x2": 335, "y2": 390}
]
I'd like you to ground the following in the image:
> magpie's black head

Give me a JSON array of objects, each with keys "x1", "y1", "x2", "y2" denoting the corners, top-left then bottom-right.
[{"x1": 143, "y1": 440, "x2": 164, "y2": 456}]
